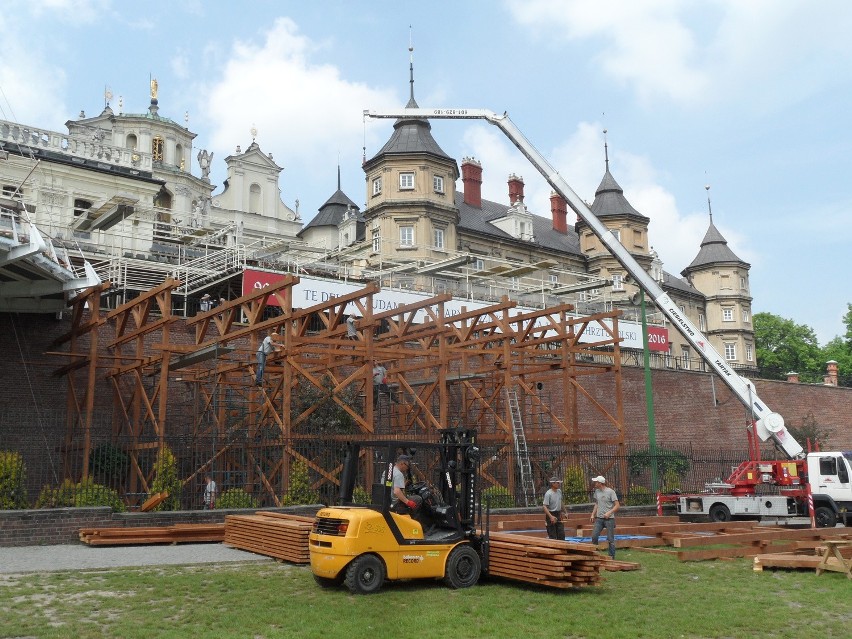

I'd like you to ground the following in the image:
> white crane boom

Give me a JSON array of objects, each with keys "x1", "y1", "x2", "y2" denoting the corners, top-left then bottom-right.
[{"x1": 364, "y1": 107, "x2": 803, "y2": 459}]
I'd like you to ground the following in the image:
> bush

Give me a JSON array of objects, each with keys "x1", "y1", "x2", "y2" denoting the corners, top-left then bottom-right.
[
  {"x1": 0, "y1": 451, "x2": 28, "y2": 509},
  {"x1": 150, "y1": 445, "x2": 181, "y2": 511},
  {"x1": 482, "y1": 485, "x2": 515, "y2": 509},
  {"x1": 351, "y1": 485, "x2": 371, "y2": 504},
  {"x1": 35, "y1": 477, "x2": 125, "y2": 512},
  {"x1": 216, "y1": 488, "x2": 258, "y2": 509},
  {"x1": 89, "y1": 443, "x2": 129, "y2": 483},
  {"x1": 628, "y1": 447, "x2": 690, "y2": 478},
  {"x1": 624, "y1": 485, "x2": 656, "y2": 506},
  {"x1": 282, "y1": 459, "x2": 320, "y2": 506},
  {"x1": 563, "y1": 465, "x2": 589, "y2": 505}
]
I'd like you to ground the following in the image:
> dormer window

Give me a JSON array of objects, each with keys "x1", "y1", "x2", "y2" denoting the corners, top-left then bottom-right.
[
  {"x1": 433, "y1": 175, "x2": 444, "y2": 194},
  {"x1": 399, "y1": 172, "x2": 414, "y2": 190},
  {"x1": 372, "y1": 177, "x2": 382, "y2": 196}
]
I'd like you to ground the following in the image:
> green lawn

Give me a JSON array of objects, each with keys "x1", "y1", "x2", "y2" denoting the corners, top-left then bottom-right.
[{"x1": 0, "y1": 550, "x2": 849, "y2": 639}]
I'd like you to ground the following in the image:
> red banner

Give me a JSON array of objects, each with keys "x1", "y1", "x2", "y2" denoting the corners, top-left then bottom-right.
[
  {"x1": 242, "y1": 269, "x2": 290, "y2": 307},
  {"x1": 646, "y1": 325, "x2": 669, "y2": 352}
]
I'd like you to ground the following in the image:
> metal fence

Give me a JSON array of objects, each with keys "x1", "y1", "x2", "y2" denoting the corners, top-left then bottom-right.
[{"x1": 0, "y1": 430, "x2": 769, "y2": 512}]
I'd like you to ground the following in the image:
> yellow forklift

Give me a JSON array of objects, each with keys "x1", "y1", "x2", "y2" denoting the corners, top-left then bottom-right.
[{"x1": 309, "y1": 428, "x2": 488, "y2": 594}]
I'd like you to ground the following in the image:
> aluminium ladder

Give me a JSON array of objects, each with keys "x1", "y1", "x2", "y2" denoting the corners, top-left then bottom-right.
[{"x1": 507, "y1": 389, "x2": 537, "y2": 506}]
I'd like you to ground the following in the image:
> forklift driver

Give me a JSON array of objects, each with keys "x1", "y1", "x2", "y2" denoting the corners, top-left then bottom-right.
[{"x1": 390, "y1": 454, "x2": 422, "y2": 516}]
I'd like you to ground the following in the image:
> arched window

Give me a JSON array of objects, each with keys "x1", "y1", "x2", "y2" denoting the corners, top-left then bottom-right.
[
  {"x1": 175, "y1": 143, "x2": 184, "y2": 168},
  {"x1": 249, "y1": 183, "x2": 261, "y2": 214},
  {"x1": 125, "y1": 134, "x2": 137, "y2": 150}
]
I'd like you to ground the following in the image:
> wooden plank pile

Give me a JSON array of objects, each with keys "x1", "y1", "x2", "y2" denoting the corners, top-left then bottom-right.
[
  {"x1": 79, "y1": 523, "x2": 225, "y2": 546},
  {"x1": 754, "y1": 539, "x2": 852, "y2": 575},
  {"x1": 487, "y1": 531, "x2": 604, "y2": 589},
  {"x1": 224, "y1": 511, "x2": 315, "y2": 564}
]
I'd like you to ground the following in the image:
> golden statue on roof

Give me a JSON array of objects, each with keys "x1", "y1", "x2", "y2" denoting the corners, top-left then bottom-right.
[{"x1": 150, "y1": 77, "x2": 158, "y2": 100}]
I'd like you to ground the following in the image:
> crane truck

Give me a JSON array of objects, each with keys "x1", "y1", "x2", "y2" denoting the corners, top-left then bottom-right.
[{"x1": 363, "y1": 106, "x2": 851, "y2": 528}]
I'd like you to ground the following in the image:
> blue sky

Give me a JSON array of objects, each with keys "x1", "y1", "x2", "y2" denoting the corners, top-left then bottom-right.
[{"x1": 1, "y1": 0, "x2": 850, "y2": 345}]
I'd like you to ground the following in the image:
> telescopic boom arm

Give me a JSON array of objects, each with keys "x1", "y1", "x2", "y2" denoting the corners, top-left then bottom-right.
[{"x1": 364, "y1": 107, "x2": 803, "y2": 458}]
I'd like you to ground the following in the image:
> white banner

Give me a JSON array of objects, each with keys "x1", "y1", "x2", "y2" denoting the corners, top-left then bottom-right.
[{"x1": 245, "y1": 270, "x2": 666, "y2": 350}]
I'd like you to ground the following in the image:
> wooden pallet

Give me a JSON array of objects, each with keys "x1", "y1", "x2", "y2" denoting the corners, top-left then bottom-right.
[
  {"x1": 223, "y1": 512, "x2": 313, "y2": 564},
  {"x1": 79, "y1": 523, "x2": 225, "y2": 546}
]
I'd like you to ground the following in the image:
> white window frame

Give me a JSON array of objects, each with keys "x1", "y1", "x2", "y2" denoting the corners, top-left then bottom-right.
[
  {"x1": 722, "y1": 308, "x2": 734, "y2": 322},
  {"x1": 372, "y1": 177, "x2": 382, "y2": 196},
  {"x1": 698, "y1": 313, "x2": 706, "y2": 331},
  {"x1": 612, "y1": 274, "x2": 624, "y2": 291},
  {"x1": 399, "y1": 172, "x2": 414, "y2": 190},
  {"x1": 474, "y1": 258, "x2": 485, "y2": 271},
  {"x1": 399, "y1": 225, "x2": 414, "y2": 247},
  {"x1": 433, "y1": 227, "x2": 445, "y2": 250},
  {"x1": 549, "y1": 273, "x2": 558, "y2": 285},
  {"x1": 724, "y1": 343, "x2": 737, "y2": 361},
  {"x1": 433, "y1": 175, "x2": 444, "y2": 194},
  {"x1": 746, "y1": 343, "x2": 753, "y2": 362},
  {"x1": 510, "y1": 276, "x2": 520, "y2": 290},
  {"x1": 371, "y1": 228, "x2": 381, "y2": 253},
  {"x1": 742, "y1": 309, "x2": 750, "y2": 323},
  {"x1": 681, "y1": 346, "x2": 690, "y2": 370}
]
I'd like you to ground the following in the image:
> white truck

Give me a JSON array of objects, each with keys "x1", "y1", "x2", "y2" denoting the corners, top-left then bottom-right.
[{"x1": 364, "y1": 106, "x2": 852, "y2": 527}]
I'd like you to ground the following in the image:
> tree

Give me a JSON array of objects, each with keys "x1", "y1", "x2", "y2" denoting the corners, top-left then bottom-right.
[
  {"x1": 821, "y1": 337, "x2": 852, "y2": 387},
  {"x1": 753, "y1": 312, "x2": 823, "y2": 382},
  {"x1": 787, "y1": 412, "x2": 832, "y2": 449}
]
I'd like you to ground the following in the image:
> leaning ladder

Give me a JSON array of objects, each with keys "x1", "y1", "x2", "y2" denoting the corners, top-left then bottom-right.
[{"x1": 507, "y1": 389, "x2": 537, "y2": 507}]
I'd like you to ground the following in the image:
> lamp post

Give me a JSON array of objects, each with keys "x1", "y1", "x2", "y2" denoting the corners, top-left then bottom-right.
[{"x1": 638, "y1": 289, "x2": 659, "y2": 492}]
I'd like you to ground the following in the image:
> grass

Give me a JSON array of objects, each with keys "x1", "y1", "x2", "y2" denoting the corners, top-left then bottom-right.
[{"x1": 0, "y1": 550, "x2": 850, "y2": 639}]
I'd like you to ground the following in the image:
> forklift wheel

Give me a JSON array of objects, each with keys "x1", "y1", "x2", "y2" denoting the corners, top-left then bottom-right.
[
  {"x1": 443, "y1": 544, "x2": 481, "y2": 589},
  {"x1": 345, "y1": 554, "x2": 386, "y2": 594}
]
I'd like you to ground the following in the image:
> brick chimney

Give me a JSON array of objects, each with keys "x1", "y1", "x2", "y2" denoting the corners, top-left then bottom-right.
[
  {"x1": 550, "y1": 192, "x2": 568, "y2": 234},
  {"x1": 461, "y1": 157, "x2": 482, "y2": 208},
  {"x1": 508, "y1": 173, "x2": 524, "y2": 204},
  {"x1": 825, "y1": 360, "x2": 838, "y2": 386},
  {"x1": 786, "y1": 371, "x2": 799, "y2": 383}
]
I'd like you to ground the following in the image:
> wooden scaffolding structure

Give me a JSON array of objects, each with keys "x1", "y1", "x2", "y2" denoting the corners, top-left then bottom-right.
[{"x1": 52, "y1": 276, "x2": 629, "y2": 507}]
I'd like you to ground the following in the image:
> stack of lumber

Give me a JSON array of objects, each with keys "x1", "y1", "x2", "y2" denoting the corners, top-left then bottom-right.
[
  {"x1": 224, "y1": 511, "x2": 315, "y2": 564},
  {"x1": 79, "y1": 523, "x2": 225, "y2": 546},
  {"x1": 487, "y1": 531, "x2": 604, "y2": 589}
]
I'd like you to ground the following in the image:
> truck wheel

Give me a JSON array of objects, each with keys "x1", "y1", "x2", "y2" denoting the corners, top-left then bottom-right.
[
  {"x1": 443, "y1": 544, "x2": 481, "y2": 589},
  {"x1": 345, "y1": 554, "x2": 385, "y2": 594},
  {"x1": 708, "y1": 503, "x2": 731, "y2": 522},
  {"x1": 814, "y1": 506, "x2": 837, "y2": 528},
  {"x1": 313, "y1": 573, "x2": 344, "y2": 588}
]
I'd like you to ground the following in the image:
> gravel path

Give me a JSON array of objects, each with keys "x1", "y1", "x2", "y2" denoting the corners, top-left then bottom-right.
[{"x1": 0, "y1": 543, "x2": 272, "y2": 574}]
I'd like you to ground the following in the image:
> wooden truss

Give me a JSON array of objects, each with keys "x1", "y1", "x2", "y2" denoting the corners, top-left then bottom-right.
[{"x1": 52, "y1": 276, "x2": 628, "y2": 506}]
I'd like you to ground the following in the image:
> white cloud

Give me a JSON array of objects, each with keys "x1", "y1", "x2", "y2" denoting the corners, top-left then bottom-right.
[
  {"x1": 200, "y1": 18, "x2": 399, "y2": 201},
  {"x1": 504, "y1": 0, "x2": 852, "y2": 110},
  {"x1": 0, "y1": 13, "x2": 68, "y2": 126},
  {"x1": 505, "y1": 0, "x2": 709, "y2": 104},
  {"x1": 27, "y1": 0, "x2": 112, "y2": 24}
]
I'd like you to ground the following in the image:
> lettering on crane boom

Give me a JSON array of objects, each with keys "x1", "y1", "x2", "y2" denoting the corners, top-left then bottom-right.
[
  {"x1": 666, "y1": 305, "x2": 695, "y2": 338},
  {"x1": 432, "y1": 109, "x2": 468, "y2": 116}
]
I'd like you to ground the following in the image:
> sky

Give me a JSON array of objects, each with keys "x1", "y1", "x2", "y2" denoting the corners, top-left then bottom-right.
[{"x1": 1, "y1": 0, "x2": 850, "y2": 345}]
